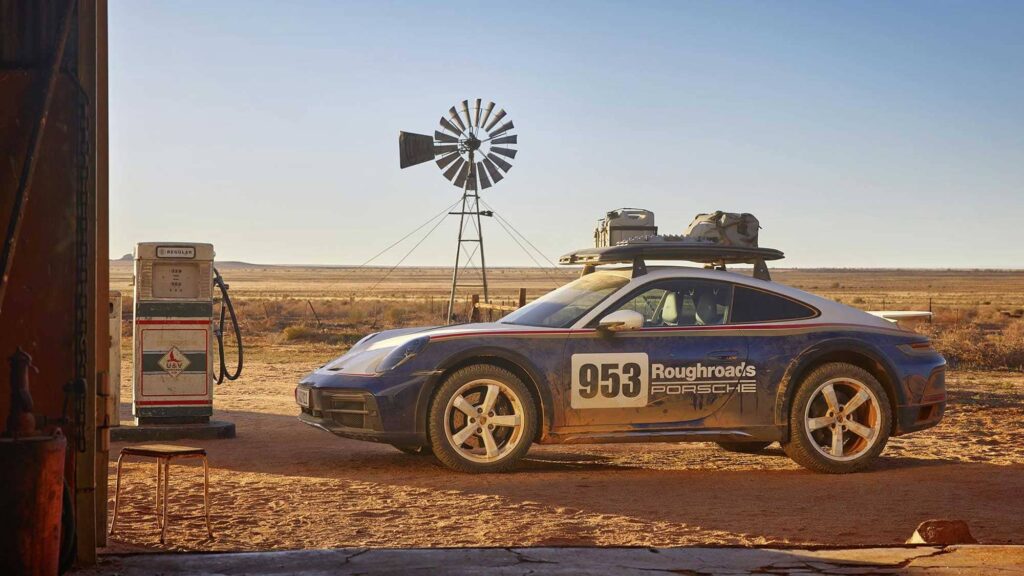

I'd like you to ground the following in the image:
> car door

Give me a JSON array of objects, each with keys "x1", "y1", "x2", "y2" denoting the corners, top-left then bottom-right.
[{"x1": 560, "y1": 277, "x2": 750, "y2": 429}]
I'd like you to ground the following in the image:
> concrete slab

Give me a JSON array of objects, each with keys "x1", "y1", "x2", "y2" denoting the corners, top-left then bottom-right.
[
  {"x1": 110, "y1": 420, "x2": 236, "y2": 442},
  {"x1": 73, "y1": 545, "x2": 1024, "y2": 575}
]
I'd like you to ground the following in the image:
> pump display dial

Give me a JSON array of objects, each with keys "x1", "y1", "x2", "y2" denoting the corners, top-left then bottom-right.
[{"x1": 151, "y1": 262, "x2": 200, "y2": 298}]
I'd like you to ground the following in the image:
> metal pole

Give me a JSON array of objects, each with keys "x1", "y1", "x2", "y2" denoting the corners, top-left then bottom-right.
[
  {"x1": 446, "y1": 151, "x2": 472, "y2": 323},
  {"x1": 474, "y1": 184, "x2": 489, "y2": 305}
]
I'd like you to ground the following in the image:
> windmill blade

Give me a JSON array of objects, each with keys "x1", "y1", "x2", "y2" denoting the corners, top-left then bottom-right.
[
  {"x1": 436, "y1": 152, "x2": 461, "y2": 170},
  {"x1": 460, "y1": 100, "x2": 473, "y2": 130},
  {"x1": 489, "y1": 120, "x2": 514, "y2": 137},
  {"x1": 452, "y1": 161, "x2": 471, "y2": 188},
  {"x1": 434, "y1": 130, "x2": 459, "y2": 144},
  {"x1": 473, "y1": 98, "x2": 483, "y2": 127},
  {"x1": 487, "y1": 152, "x2": 513, "y2": 173},
  {"x1": 490, "y1": 134, "x2": 517, "y2": 145},
  {"x1": 479, "y1": 101, "x2": 495, "y2": 129},
  {"x1": 439, "y1": 116, "x2": 461, "y2": 135},
  {"x1": 448, "y1": 106, "x2": 467, "y2": 132},
  {"x1": 483, "y1": 108, "x2": 506, "y2": 131},
  {"x1": 443, "y1": 157, "x2": 466, "y2": 182},
  {"x1": 477, "y1": 162, "x2": 492, "y2": 189},
  {"x1": 491, "y1": 146, "x2": 517, "y2": 159},
  {"x1": 433, "y1": 144, "x2": 459, "y2": 155},
  {"x1": 399, "y1": 131, "x2": 437, "y2": 168},
  {"x1": 482, "y1": 157, "x2": 504, "y2": 184}
]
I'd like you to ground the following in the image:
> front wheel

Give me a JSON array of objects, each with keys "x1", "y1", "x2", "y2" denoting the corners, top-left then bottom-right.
[
  {"x1": 782, "y1": 362, "x2": 891, "y2": 474},
  {"x1": 428, "y1": 364, "x2": 537, "y2": 473}
]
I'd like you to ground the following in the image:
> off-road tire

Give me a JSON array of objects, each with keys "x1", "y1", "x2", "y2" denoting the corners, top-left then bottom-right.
[
  {"x1": 428, "y1": 364, "x2": 537, "y2": 473},
  {"x1": 782, "y1": 362, "x2": 892, "y2": 474},
  {"x1": 716, "y1": 441, "x2": 773, "y2": 454}
]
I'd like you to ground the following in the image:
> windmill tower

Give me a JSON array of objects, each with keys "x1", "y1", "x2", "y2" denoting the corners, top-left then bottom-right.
[{"x1": 399, "y1": 99, "x2": 518, "y2": 323}]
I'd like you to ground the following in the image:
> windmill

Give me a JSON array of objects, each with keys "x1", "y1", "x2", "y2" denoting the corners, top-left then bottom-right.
[{"x1": 399, "y1": 99, "x2": 519, "y2": 323}]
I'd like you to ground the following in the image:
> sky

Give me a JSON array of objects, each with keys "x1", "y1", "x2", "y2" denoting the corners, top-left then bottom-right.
[{"x1": 108, "y1": 1, "x2": 1024, "y2": 268}]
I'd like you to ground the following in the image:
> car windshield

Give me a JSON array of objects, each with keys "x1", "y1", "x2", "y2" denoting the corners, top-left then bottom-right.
[{"x1": 500, "y1": 272, "x2": 630, "y2": 328}]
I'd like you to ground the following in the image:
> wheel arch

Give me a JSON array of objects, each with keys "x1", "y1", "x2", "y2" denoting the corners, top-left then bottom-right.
[
  {"x1": 414, "y1": 347, "x2": 552, "y2": 443},
  {"x1": 775, "y1": 339, "x2": 902, "y2": 434}
]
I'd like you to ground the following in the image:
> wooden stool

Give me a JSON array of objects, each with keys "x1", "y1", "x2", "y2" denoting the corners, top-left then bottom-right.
[{"x1": 108, "y1": 444, "x2": 213, "y2": 543}]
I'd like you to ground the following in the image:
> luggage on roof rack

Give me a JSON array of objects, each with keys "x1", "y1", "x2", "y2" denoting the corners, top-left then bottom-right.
[
  {"x1": 594, "y1": 208, "x2": 657, "y2": 247},
  {"x1": 684, "y1": 211, "x2": 760, "y2": 248},
  {"x1": 559, "y1": 240, "x2": 784, "y2": 281}
]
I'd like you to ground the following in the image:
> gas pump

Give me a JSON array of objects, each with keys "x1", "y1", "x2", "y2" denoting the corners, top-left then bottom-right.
[{"x1": 131, "y1": 243, "x2": 242, "y2": 426}]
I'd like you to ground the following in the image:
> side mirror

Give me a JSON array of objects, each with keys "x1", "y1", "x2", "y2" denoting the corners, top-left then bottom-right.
[{"x1": 597, "y1": 310, "x2": 644, "y2": 333}]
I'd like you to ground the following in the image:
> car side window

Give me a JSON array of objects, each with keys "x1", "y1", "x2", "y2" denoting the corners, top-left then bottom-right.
[
  {"x1": 615, "y1": 288, "x2": 669, "y2": 326},
  {"x1": 607, "y1": 279, "x2": 733, "y2": 327},
  {"x1": 730, "y1": 285, "x2": 817, "y2": 323}
]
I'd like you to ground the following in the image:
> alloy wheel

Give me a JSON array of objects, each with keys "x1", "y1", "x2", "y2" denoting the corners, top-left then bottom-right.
[
  {"x1": 803, "y1": 377, "x2": 882, "y2": 461},
  {"x1": 443, "y1": 379, "x2": 526, "y2": 463}
]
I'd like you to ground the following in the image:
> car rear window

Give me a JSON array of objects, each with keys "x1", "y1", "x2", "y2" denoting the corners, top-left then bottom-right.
[{"x1": 730, "y1": 286, "x2": 817, "y2": 323}]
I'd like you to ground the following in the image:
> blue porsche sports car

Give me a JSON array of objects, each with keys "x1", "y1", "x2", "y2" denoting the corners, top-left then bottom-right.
[{"x1": 296, "y1": 262, "x2": 946, "y2": 474}]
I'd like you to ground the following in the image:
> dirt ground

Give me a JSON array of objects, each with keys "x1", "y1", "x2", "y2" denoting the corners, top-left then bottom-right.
[{"x1": 103, "y1": 336, "x2": 1024, "y2": 553}]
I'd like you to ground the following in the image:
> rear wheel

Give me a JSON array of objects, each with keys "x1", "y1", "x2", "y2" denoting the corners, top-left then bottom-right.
[
  {"x1": 716, "y1": 441, "x2": 772, "y2": 454},
  {"x1": 782, "y1": 362, "x2": 891, "y2": 473},
  {"x1": 428, "y1": 364, "x2": 537, "y2": 473}
]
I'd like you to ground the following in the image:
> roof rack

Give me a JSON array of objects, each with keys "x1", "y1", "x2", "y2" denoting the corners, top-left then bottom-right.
[{"x1": 558, "y1": 242, "x2": 785, "y2": 281}]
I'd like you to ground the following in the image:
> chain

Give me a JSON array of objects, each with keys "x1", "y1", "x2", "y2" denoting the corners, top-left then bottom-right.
[{"x1": 68, "y1": 49, "x2": 91, "y2": 453}]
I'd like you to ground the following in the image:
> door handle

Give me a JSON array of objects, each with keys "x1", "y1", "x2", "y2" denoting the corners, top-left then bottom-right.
[{"x1": 706, "y1": 351, "x2": 739, "y2": 362}]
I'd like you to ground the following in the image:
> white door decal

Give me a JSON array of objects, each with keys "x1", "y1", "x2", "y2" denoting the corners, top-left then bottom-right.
[{"x1": 571, "y1": 353, "x2": 649, "y2": 409}]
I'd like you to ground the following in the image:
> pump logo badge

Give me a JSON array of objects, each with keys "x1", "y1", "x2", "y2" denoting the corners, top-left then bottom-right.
[{"x1": 158, "y1": 346, "x2": 190, "y2": 378}]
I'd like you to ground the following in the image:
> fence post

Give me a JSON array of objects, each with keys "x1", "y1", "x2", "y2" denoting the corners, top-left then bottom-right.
[
  {"x1": 928, "y1": 297, "x2": 933, "y2": 324},
  {"x1": 469, "y1": 294, "x2": 480, "y2": 323},
  {"x1": 518, "y1": 288, "x2": 527, "y2": 308},
  {"x1": 307, "y1": 300, "x2": 323, "y2": 329}
]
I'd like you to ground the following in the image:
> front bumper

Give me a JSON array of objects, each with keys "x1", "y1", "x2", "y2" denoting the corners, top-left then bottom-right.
[
  {"x1": 894, "y1": 401, "x2": 946, "y2": 435},
  {"x1": 894, "y1": 364, "x2": 947, "y2": 435},
  {"x1": 299, "y1": 387, "x2": 382, "y2": 431},
  {"x1": 295, "y1": 370, "x2": 431, "y2": 446}
]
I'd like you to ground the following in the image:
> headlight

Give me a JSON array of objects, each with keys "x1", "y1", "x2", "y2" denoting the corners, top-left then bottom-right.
[{"x1": 375, "y1": 336, "x2": 429, "y2": 373}]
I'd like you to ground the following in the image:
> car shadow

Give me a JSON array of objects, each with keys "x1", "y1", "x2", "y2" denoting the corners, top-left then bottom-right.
[{"x1": 105, "y1": 405, "x2": 1024, "y2": 550}]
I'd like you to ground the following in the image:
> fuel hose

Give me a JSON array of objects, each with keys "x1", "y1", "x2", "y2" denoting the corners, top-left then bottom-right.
[{"x1": 213, "y1": 267, "x2": 243, "y2": 383}]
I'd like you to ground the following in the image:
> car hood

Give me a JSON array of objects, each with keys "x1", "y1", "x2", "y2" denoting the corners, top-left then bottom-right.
[
  {"x1": 314, "y1": 322, "x2": 558, "y2": 376},
  {"x1": 366, "y1": 322, "x2": 556, "y2": 348}
]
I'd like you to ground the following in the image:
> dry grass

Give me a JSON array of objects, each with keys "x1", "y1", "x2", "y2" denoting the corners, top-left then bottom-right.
[
  {"x1": 110, "y1": 262, "x2": 1024, "y2": 370},
  {"x1": 919, "y1": 321, "x2": 1024, "y2": 370}
]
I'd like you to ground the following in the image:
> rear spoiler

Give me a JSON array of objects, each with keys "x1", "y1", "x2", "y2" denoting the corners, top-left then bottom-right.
[{"x1": 867, "y1": 311, "x2": 933, "y2": 324}]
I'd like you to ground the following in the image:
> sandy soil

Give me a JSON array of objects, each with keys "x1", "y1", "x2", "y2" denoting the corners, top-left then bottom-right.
[{"x1": 102, "y1": 339, "x2": 1024, "y2": 553}]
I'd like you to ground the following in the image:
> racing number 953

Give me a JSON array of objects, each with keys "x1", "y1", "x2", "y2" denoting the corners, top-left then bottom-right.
[
  {"x1": 578, "y1": 362, "x2": 643, "y2": 399},
  {"x1": 571, "y1": 353, "x2": 649, "y2": 409}
]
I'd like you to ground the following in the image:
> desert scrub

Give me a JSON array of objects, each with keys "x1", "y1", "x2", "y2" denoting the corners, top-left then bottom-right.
[
  {"x1": 920, "y1": 321, "x2": 1024, "y2": 370},
  {"x1": 281, "y1": 324, "x2": 363, "y2": 346}
]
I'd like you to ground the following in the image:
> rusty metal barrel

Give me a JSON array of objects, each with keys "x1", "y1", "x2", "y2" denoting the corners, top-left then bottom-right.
[{"x1": 0, "y1": 433, "x2": 67, "y2": 576}]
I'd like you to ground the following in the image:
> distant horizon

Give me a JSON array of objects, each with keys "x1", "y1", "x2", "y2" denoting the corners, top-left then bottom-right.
[{"x1": 109, "y1": 257, "x2": 1024, "y2": 273}]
